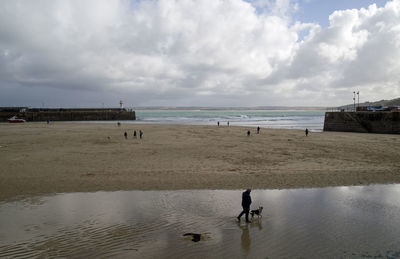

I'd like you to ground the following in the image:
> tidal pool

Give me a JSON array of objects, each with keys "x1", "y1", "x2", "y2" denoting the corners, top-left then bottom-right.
[{"x1": 1, "y1": 185, "x2": 400, "y2": 258}]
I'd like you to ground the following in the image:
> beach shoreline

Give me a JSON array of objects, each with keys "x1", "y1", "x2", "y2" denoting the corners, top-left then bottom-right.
[{"x1": 1, "y1": 122, "x2": 399, "y2": 201}]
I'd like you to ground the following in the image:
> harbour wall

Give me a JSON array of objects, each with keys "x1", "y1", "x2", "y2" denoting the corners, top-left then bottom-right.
[
  {"x1": 324, "y1": 111, "x2": 400, "y2": 134},
  {"x1": 0, "y1": 108, "x2": 136, "y2": 122}
]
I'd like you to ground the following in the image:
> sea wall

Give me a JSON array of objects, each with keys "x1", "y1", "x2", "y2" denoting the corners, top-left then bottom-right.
[
  {"x1": 0, "y1": 109, "x2": 136, "y2": 122},
  {"x1": 324, "y1": 111, "x2": 400, "y2": 134}
]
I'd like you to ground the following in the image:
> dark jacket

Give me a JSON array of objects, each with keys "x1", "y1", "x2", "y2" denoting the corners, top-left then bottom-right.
[{"x1": 241, "y1": 190, "x2": 252, "y2": 208}]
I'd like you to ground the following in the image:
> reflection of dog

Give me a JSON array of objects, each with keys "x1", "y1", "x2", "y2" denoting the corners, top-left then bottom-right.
[{"x1": 250, "y1": 206, "x2": 263, "y2": 219}]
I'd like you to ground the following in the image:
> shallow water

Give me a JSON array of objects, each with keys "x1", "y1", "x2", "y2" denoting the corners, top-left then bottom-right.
[
  {"x1": 135, "y1": 109, "x2": 325, "y2": 131},
  {"x1": 1, "y1": 185, "x2": 400, "y2": 258}
]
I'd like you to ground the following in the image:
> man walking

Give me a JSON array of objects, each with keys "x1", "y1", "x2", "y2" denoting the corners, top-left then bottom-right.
[{"x1": 237, "y1": 189, "x2": 252, "y2": 223}]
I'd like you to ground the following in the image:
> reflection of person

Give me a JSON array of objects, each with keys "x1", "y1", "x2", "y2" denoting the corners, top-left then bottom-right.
[
  {"x1": 237, "y1": 189, "x2": 252, "y2": 223},
  {"x1": 236, "y1": 217, "x2": 263, "y2": 256},
  {"x1": 239, "y1": 222, "x2": 250, "y2": 255}
]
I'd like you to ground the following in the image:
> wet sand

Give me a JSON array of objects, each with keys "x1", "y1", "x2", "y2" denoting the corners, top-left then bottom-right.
[{"x1": 1, "y1": 122, "x2": 400, "y2": 200}]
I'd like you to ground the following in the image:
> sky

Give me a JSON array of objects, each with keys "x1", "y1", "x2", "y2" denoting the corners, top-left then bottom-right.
[{"x1": 0, "y1": 0, "x2": 399, "y2": 108}]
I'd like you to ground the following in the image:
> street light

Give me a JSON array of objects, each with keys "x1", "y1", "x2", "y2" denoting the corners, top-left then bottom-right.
[
  {"x1": 353, "y1": 91, "x2": 356, "y2": 111},
  {"x1": 357, "y1": 91, "x2": 359, "y2": 108}
]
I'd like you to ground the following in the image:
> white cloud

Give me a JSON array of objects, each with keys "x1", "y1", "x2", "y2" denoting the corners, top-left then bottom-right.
[
  {"x1": 265, "y1": 0, "x2": 400, "y2": 105},
  {"x1": 0, "y1": 0, "x2": 399, "y2": 107}
]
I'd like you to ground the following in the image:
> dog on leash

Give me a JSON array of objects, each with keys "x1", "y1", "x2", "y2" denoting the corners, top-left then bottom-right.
[{"x1": 250, "y1": 206, "x2": 263, "y2": 219}]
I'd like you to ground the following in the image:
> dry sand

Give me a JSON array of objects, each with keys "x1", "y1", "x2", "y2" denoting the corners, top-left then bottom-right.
[{"x1": 1, "y1": 122, "x2": 399, "y2": 201}]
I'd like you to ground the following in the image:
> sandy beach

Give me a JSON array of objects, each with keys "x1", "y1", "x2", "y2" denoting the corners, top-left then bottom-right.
[{"x1": 1, "y1": 122, "x2": 400, "y2": 201}]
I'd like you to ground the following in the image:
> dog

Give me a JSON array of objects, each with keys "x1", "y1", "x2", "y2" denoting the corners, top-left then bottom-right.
[
  {"x1": 183, "y1": 232, "x2": 211, "y2": 242},
  {"x1": 250, "y1": 206, "x2": 263, "y2": 219},
  {"x1": 183, "y1": 233, "x2": 202, "y2": 242}
]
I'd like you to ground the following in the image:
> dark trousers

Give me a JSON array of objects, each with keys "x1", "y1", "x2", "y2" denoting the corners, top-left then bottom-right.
[{"x1": 238, "y1": 206, "x2": 250, "y2": 221}]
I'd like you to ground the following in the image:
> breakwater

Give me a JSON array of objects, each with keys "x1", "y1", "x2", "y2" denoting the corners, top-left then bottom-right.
[
  {"x1": 324, "y1": 111, "x2": 400, "y2": 134},
  {"x1": 0, "y1": 108, "x2": 135, "y2": 122}
]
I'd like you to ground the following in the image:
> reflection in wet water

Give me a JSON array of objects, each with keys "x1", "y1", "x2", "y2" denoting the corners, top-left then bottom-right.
[
  {"x1": 1, "y1": 185, "x2": 400, "y2": 258},
  {"x1": 239, "y1": 222, "x2": 250, "y2": 256}
]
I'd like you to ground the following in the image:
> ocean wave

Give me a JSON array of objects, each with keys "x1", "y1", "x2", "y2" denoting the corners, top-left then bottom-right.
[{"x1": 134, "y1": 110, "x2": 325, "y2": 131}]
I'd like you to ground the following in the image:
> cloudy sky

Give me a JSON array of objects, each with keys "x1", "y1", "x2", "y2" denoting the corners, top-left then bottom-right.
[{"x1": 0, "y1": 0, "x2": 399, "y2": 108}]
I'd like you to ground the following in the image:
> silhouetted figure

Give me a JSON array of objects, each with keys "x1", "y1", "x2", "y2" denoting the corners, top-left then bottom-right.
[
  {"x1": 124, "y1": 132, "x2": 127, "y2": 139},
  {"x1": 217, "y1": 121, "x2": 220, "y2": 126},
  {"x1": 117, "y1": 122, "x2": 121, "y2": 127},
  {"x1": 139, "y1": 130, "x2": 143, "y2": 139},
  {"x1": 305, "y1": 128, "x2": 309, "y2": 137},
  {"x1": 257, "y1": 126, "x2": 260, "y2": 134},
  {"x1": 133, "y1": 130, "x2": 137, "y2": 138},
  {"x1": 247, "y1": 130, "x2": 250, "y2": 136},
  {"x1": 237, "y1": 189, "x2": 252, "y2": 223},
  {"x1": 227, "y1": 121, "x2": 230, "y2": 126}
]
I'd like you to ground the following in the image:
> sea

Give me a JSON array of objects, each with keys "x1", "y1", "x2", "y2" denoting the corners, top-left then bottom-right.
[{"x1": 133, "y1": 109, "x2": 326, "y2": 131}]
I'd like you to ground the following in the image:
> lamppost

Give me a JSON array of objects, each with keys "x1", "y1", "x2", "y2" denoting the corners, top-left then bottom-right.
[
  {"x1": 353, "y1": 91, "x2": 356, "y2": 111},
  {"x1": 357, "y1": 91, "x2": 359, "y2": 109}
]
